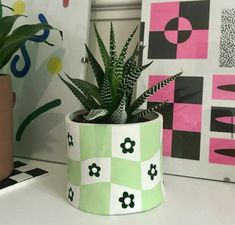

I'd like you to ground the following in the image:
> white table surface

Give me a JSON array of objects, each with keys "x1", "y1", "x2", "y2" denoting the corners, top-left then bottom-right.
[{"x1": 0, "y1": 158, "x2": 234, "y2": 225}]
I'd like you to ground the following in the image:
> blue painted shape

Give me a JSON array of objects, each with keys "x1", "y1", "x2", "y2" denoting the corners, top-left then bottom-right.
[{"x1": 11, "y1": 13, "x2": 50, "y2": 78}]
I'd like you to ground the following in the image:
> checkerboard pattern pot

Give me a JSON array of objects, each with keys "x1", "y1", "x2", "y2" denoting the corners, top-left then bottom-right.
[{"x1": 65, "y1": 111, "x2": 165, "y2": 215}]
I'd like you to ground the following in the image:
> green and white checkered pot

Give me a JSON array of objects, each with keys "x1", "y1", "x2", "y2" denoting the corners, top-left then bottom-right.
[{"x1": 65, "y1": 111, "x2": 165, "y2": 215}]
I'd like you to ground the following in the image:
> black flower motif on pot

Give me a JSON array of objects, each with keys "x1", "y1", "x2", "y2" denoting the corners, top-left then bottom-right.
[
  {"x1": 88, "y1": 163, "x2": 101, "y2": 177},
  {"x1": 119, "y1": 191, "x2": 135, "y2": 209},
  {"x1": 68, "y1": 187, "x2": 74, "y2": 202},
  {"x1": 120, "y1": 137, "x2": 136, "y2": 154},
  {"x1": 67, "y1": 132, "x2": 73, "y2": 147},
  {"x1": 148, "y1": 164, "x2": 158, "y2": 180}
]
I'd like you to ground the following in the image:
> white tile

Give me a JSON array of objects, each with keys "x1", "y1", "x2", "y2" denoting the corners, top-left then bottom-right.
[
  {"x1": 109, "y1": 184, "x2": 142, "y2": 215},
  {"x1": 10, "y1": 173, "x2": 33, "y2": 183},
  {"x1": 111, "y1": 125, "x2": 140, "y2": 162},
  {"x1": 67, "y1": 183, "x2": 80, "y2": 208},
  {"x1": 81, "y1": 158, "x2": 111, "y2": 185},
  {"x1": 141, "y1": 150, "x2": 162, "y2": 190},
  {"x1": 16, "y1": 165, "x2": 35, "y2": 172},
  {"x1": 66, "y1": 124, "x2": 80, "y2": 161}
]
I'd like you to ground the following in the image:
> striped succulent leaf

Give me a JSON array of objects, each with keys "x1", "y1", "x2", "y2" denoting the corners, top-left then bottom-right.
[
  {"x1": 64, "y1": 73, "x2": 102, "y2": 104},
  {"x1": 125, "y1": 61, "x2": 153, "y2": 94},
  {"x1": 110, "y1": 94, "x2": 127, "y2": 124},
  {"x1": 85, "y1": 44, "x2": 104, "y2": 89},
  {"x1": 109, "y1": 22, "x2": 117, "y2": 73},
  {"x1": 119, "y1": 26, "x2": 138, "y2": 64},
  {"x1": 117, "y1": 44, "x2": 139, "y2": 96},
  {"x1": 84, "y1": 109, "x2": 109, "y2": 121},
  {"x1": 58, "y1": 75, "x2": 97, "y2": 111},
  {"x1": 114, "y1": 26, "x2": 138, "y2": 87},
  {"x1": 129, "y1": 101, "x2": 166, "y2": 122},
  {"x1": 128, "y1": 71, "x2": 182, "y2": 114},
  {"x1": 100, "y1": 75, "x2": 113, "y2": 109},
  {"x1": 94, "y1": 24, "x2": 109, "y2": 69}
]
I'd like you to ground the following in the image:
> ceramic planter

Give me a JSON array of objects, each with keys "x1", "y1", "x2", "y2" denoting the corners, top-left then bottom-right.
[
  {"x1": 0, "y1": 74, "x2": 14, "y2": 181},
  {"x1": 65, "y1": 110, "x2": 165, "y2": 215}
]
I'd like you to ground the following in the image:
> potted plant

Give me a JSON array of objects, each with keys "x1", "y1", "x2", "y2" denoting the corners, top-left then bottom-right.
[
  {"x1": 59, "y1": 23, "x2": 182, "y2": 215},
  {"x1": 0, "y1": 3, "x2": 62, "y2": 181}
]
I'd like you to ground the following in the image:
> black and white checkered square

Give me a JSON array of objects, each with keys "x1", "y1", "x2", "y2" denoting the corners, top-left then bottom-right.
[{"x1": 0, "y1": 161, "x2": 48, "y2": 190}]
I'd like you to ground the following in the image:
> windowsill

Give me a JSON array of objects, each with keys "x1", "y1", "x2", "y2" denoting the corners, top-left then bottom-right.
[{"x1": 0, "y1": 158, "x2": 233, "y2": 225}]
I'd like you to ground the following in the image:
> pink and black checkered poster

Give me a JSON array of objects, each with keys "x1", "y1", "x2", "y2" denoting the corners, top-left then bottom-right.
[
  {"x1": 139, "y1": 0, "x2": 235, "y2": 182},
  {"x1": 148, "y1": 1, "x2": 209, "y2": 59}
]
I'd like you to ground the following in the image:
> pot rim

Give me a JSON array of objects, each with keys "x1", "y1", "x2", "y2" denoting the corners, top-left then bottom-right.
[{"x1": 65, "y1": 110, "x2": 163, "y2": 127}]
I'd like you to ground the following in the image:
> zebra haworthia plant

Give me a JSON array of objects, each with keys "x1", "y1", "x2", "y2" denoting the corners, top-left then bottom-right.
[{"x1": 59, "y1": 23, "x2": 182, "y2": 124}]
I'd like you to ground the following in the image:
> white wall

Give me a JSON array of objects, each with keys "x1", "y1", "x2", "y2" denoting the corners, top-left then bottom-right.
[{"x1": 87, "y1": 0, "x2": 142, "y2": 83}]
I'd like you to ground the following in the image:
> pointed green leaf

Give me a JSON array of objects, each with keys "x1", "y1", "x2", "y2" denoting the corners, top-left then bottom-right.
[
  {"x1": 85, "y1": 44, "x2": 104, "y2": 88},
  {"x1": 64, "y1": 73, "x2": 101, "y2": 104},
  {"x1": 129, "y1": 101, "x2": 166, "y2": 122},
  {"x1": 58, "y1": 75, "x2": 95, "y2": 111},
  {"x1": 0, "y1": 15, "x2": 27, "y2": 43},
  {"x1": 125, "y1": 61, "x2": 153, "y2": 94},
  {"x1": 0, "y1": 23, "x2": 62, "y2": 70},
  {"x1": 128, "y1": 71, "x2": 182, "y2": 114},
  {"x1": 100, "y1": 76, "x2": 113, "y2": 109},
  {"x1": 94, "y1": 24, "x2": 109, "y2": 69},
  {"x1": 110, "y1": 94, "x2": 127, "y2": 124}
]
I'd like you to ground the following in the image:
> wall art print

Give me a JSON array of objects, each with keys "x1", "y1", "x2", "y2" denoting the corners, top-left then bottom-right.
[
  {"x1": 148, "y1": 76, "x2": 203, "y2": 160},
  {"x1": 148, "y1": 0, "x2": 210, "y2": 59},
  {"x1": 2, "y1": 0, "x2": 91, "y2": 163},
  {"x1": 140, "y1": 0, "x2": 235, "y2": 182}
]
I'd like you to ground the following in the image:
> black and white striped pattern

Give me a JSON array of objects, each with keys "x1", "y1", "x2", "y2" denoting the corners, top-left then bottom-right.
[
  {"x1": 84, "y1": 109, "x2": 109, "y2": 121},
  {"x1": 110, "y1": 94, "x2": 127, "y2": 124},
  {"x1": 101, "y1": 76, "x2": 113, "y2": 109},
  {"x1": 130, "y1": 102, "x2": 166, "y2": 122},
  {"x1": 128, "y1": 72, "x2": 182, "y2": 114}
]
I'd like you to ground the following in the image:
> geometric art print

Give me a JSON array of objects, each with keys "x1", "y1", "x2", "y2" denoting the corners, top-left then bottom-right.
[
  {"x1": 140, "y1": 0, "x2": 235, "y2": 182},
  {"x1": 148, "y1": 0, "x2": 210, "y2": 59},
  {"x1": 148, "y1": 76, "x2": 204, "y2": 160}
]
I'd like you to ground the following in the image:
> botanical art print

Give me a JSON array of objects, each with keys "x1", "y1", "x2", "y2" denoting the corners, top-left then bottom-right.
[{"x1": 1, "y1": 0, "x2": 91, "y2": 163}]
